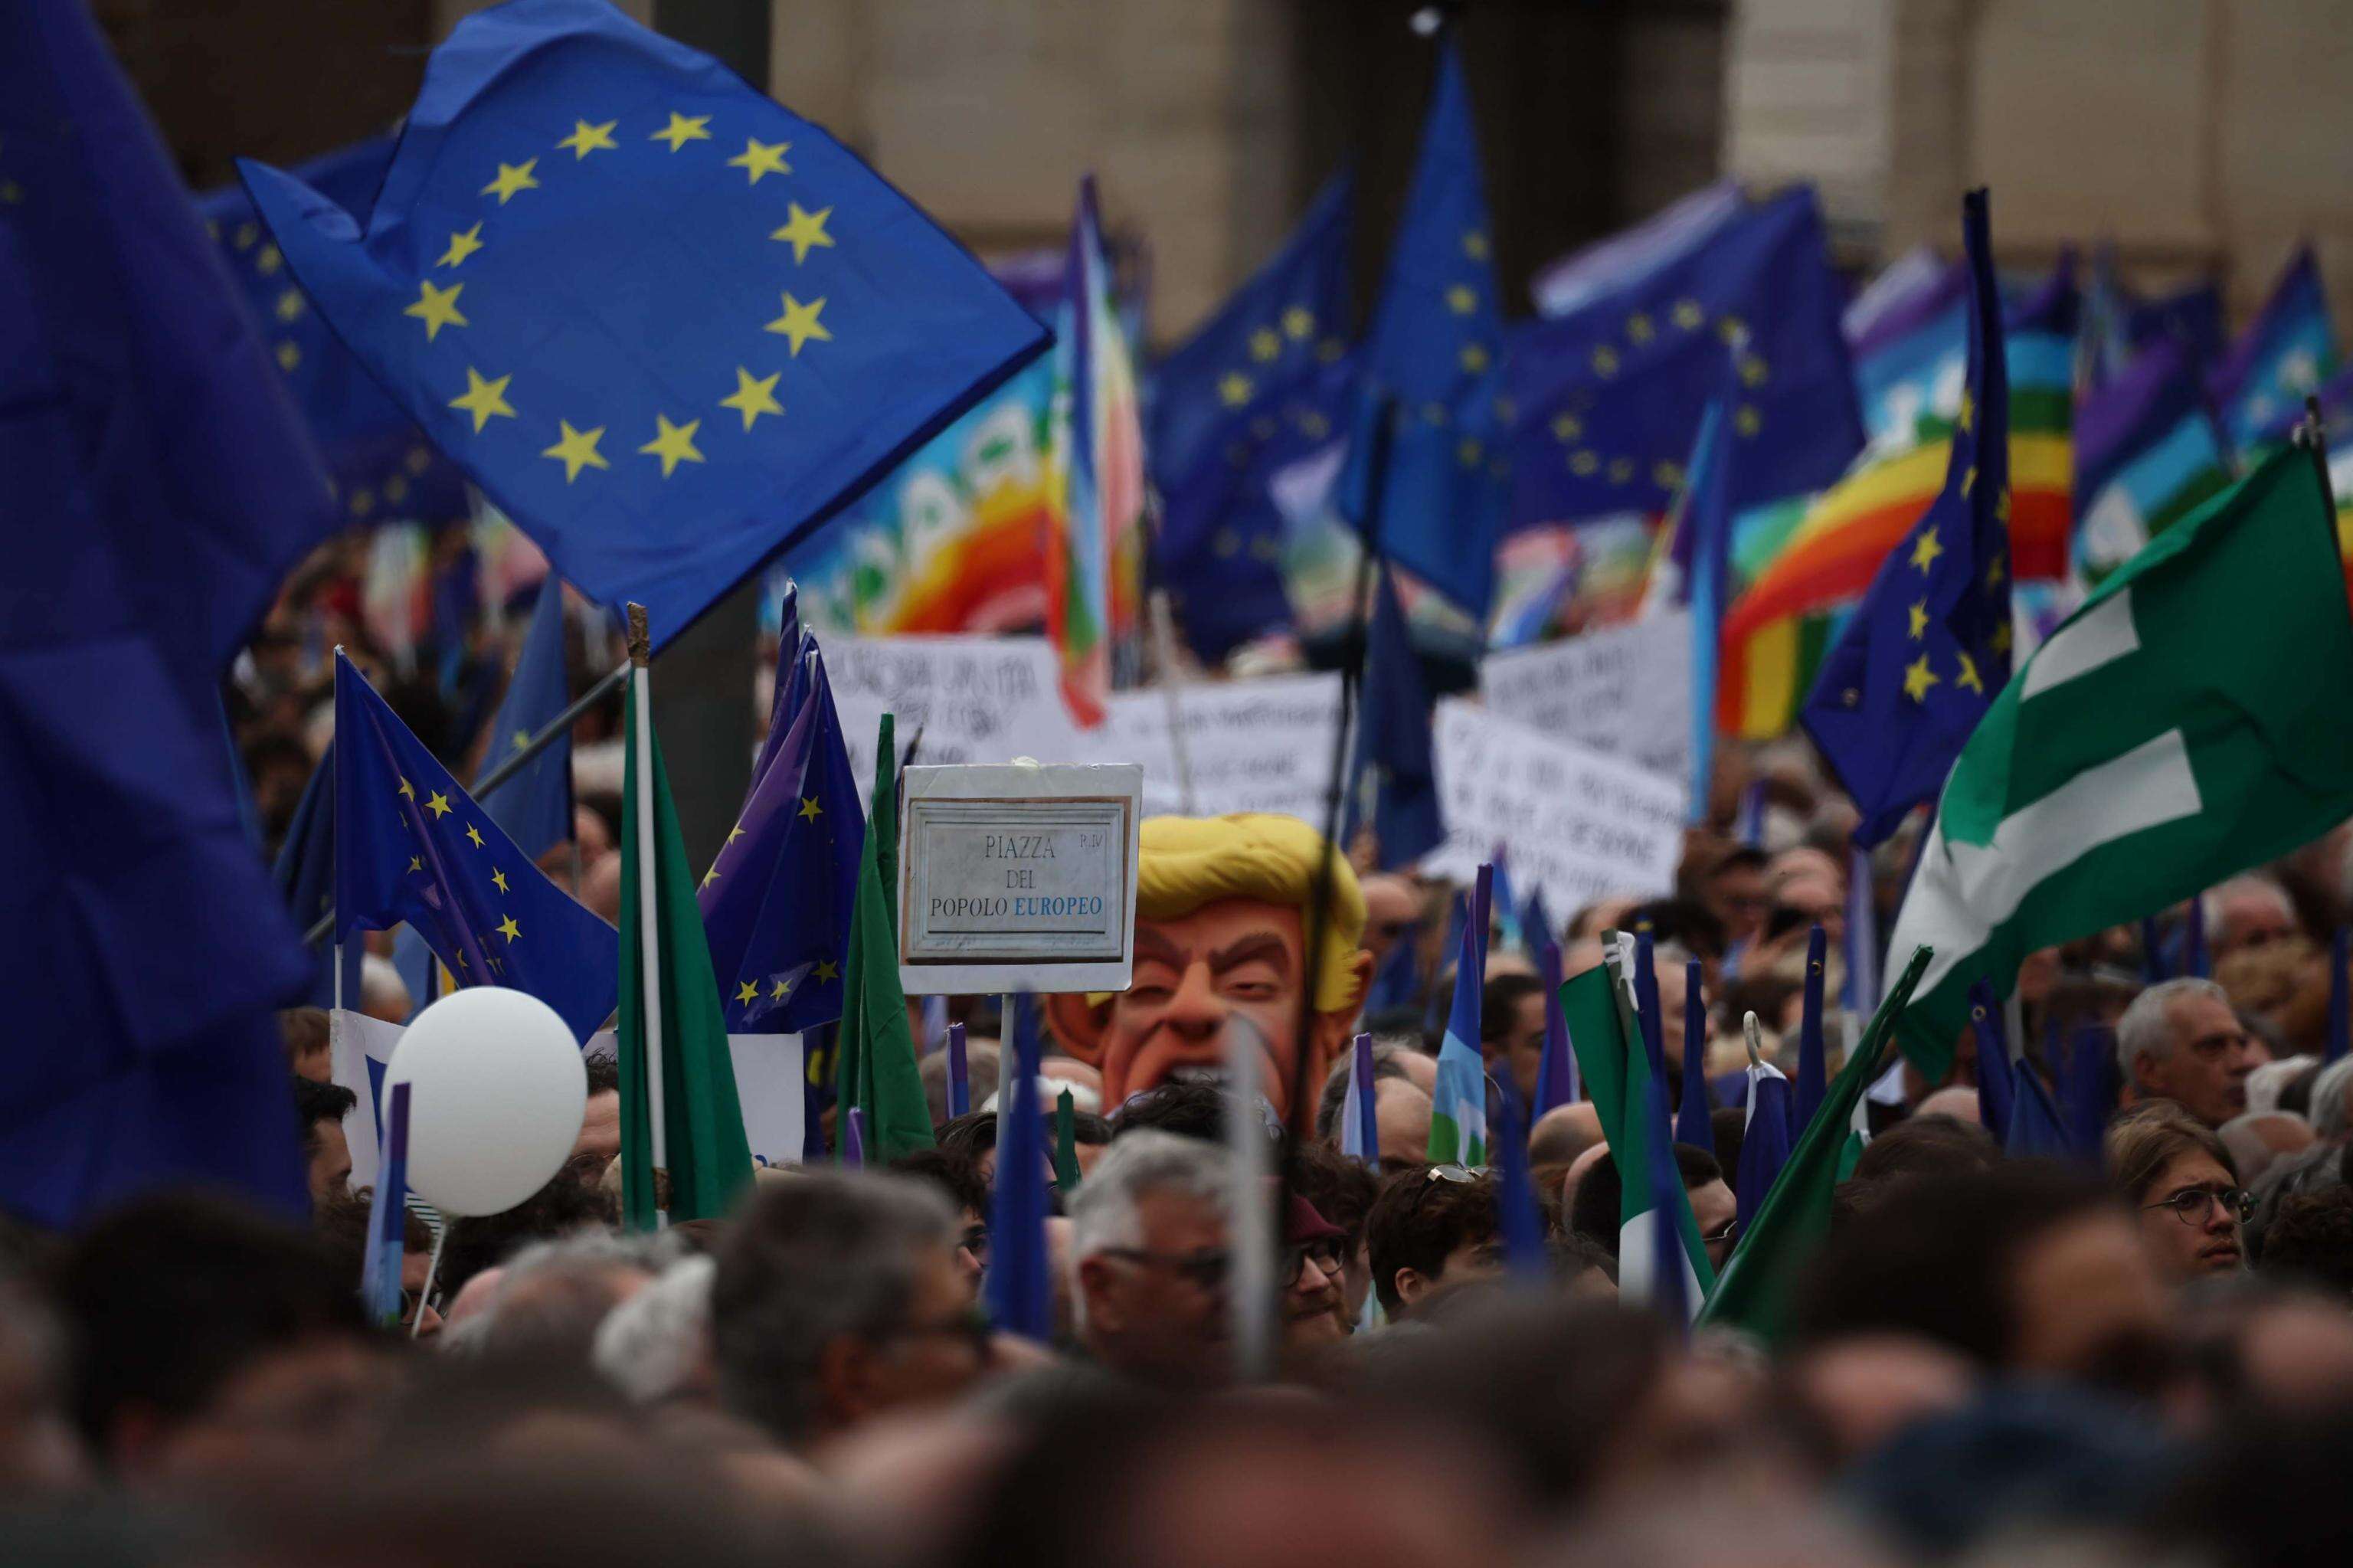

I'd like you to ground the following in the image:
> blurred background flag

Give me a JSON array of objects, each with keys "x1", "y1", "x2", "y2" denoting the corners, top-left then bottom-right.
[
  {"x1": 1046, "y1": 175, "x2": 1144, "y2": 726},
  {"x1": 1343, "y1": 37, "x2": 1509, "y2": 617},
  {"x1": 2073, "y1": 337, "x2": 2233, "y2": 587},
  {"x1": 476, "y1": 581, "x2": 574, "y2": 859},
  {"x1": 2209, "y1": 246, "x2": 2336, "y2": 454},
  {"x1": 1428, "y1": 907, "x2": 1489, "y2": 1166},
  {"x1": 238, "y1": 0, "x2": 1048, "y2": 650},
  {"x1": 1, "y1": 0, "x2": 334, "y2": 1225},
  {"x1": 1343, "y1": 564, "x2": 1444, "y2": 869},
  {"x1": 332, "y1": 651, "x2": 617, "y2": 1040}
]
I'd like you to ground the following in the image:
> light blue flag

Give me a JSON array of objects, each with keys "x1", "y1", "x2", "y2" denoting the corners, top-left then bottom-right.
[{"x1": 1428, "y1": 902, "x2": 1488, "y2": 1166}]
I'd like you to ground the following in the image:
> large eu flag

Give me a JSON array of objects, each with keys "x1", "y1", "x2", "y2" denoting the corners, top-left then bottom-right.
[
  {"x1": 1508, "y1": 186, "x2": 1860, "y2": 529},
  {"x1": 2, "y1": 0, "x2": 334, "y2": 1223},
  {"x1": 1801, "y1": 191, "x2": 2015, "y2": 850},
  {"x1": 699, "y1": 634, "x2": 864, "y2": 1033},
  {"x1": 334, "y1": 652, "x2": 617, "y2": 1040},
  {"x1": 241, "y1": 0, "x2": 1049, "y2": 649},
  {"x1": 198, "y1": 137, "x2": 470, "y2": 529}
]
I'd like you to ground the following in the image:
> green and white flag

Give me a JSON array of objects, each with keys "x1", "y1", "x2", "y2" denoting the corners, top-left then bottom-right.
[
  {"x1": 1890, "y1": 444, "x2": 2353, "y2": 1078},
  {"x1": 1558, "y1": 933, "x2": 1713, "y2": 1313}
]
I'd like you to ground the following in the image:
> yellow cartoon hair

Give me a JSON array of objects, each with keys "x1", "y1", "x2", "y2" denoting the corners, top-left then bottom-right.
[{"x1": 1135, "y1": 813, "x2": 1366, "y2": 1013}]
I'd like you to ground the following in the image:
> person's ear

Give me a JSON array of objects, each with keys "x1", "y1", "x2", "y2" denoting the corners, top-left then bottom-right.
[
  {"x1": 1392, "y1": 1266, "x2": 1430, "y2": 1307},
  {"x1": 1044, "y1": 993, "x2": 1114, "y2": 1067}
]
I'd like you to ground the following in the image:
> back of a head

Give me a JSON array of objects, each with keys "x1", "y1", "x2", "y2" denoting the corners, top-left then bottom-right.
[
  {"x1": 2309, "y1": 1054, "x2": 2353, "y2": 1141},
  {"x1": 1364, "y1": 1167, "x2": 1500, "y2": 1314},
  {"x1": 1107, "y1": 1080, "x2": 1232, "y2": 1144},
  {"x1": 887, "y1": 1148, "x2": 989, "y2": 1218},
  {"x1": 1846, "y1": 1113, "x2": 1999, "y2": 1200},
  {"x1": 1478, "y1": 974, "x2": 1543, "y2": 1045},
  {"x1": 1565, "y1": 1144, "x2": 1720, "y2": 1259},
  {"x1": 51, "y1": 1191, "x2": 363, "y2": 1458},
  {"x1": 710, "y1": 1169, "x2": 954, "y2": 1444},
  {"x1": 1791, "y1": 1160, "x2": 2115, "y2": 1370},
  {"x1": 2259, "y1": 1186, "x2": 2353, "y2": 1301},
  {"x1": 466, "y1": 1231, "x2": 675, "y2": 1363},
  {"x1": 438, "y1": 1170, "x2": 618, "y2": 1300}
]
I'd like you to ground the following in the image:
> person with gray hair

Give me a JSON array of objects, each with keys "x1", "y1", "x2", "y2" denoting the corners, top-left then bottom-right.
[
  {"x1": 2309, "y1": 1055, "x2": 2353, "y2": 1144},
  {"x1": 2203, "y1": 874, "x2": 2300, "y2": 959},
  {"x1": 1068, "y1": 1130, "x2": 1235, "y2": 1389},
  {"x1": 2116, "y1": 977, "x2": 2262, "y2": 1128},
  {"x1": 591, "y1": 1255, "x2": 716, "y2": 1408},
  {"x1": 447, "y1": 1230, "x2": 677, "y2": 1363},
  {"x1": 709, "y1": 1169, "x2": 988, "y2": 1450}
]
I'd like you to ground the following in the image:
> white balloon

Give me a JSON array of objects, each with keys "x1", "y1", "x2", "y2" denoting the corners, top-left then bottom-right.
[{"x1": 383, "y1": 987, "x2": 587, "y2": 1217}]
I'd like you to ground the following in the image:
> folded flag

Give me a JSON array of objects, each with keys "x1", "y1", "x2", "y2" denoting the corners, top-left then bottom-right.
[
  {"x1": 1532, "y1": 939, "x2": 1578, "y2": 1115},
  {"x1": 241, "y1": 0, "x2": 1047, "y2": 650},
  {"x1": 1733, "y1": 1026, "x2": 1792, "y2": 1236},
  {"x1": 2073, "y1": 337, "x2": 2233, "y2": 587},
  {"x1": 1887, "y1": 442, "x2": 2353, "y2": 1078},
  {"x1": 834, "y1": 714, "x2": 935, "y2": 1164},
  {"x1": 699, "y1": 635, "x2": 862, "y2": 1033},
  {"x1": 2209, "y1": 246, "x2": 2337, "y2": 454},
  {"x1": 617, "y1": 615, "x2": 752, "y2": 1226},
  {"x1": 1675, "y1": 957, "x2": 1713, "y2": 1149},
  {"x1": 1510, "y1": 185, "x2": 1862, "y2": 528},
  {"x1": 476, "y1": 580, "x2": 574, "y2": 859},
  {"x1": 1046, "y1": 176, "x2": 1144, "y2": 727},
  {"x1": 1346, "y1": 562, "x2": 1445, "y2": 869},
  {"x1": 198, "y1": 136, "x2": 470, "y2": 529},
  {"x1": 1970, "y1": 979, "x2": 2015, "y2": 1144},
  {"x1": 1340, "y1": 1032, "x2": 1380, "y2": 1167},
  {"x1": 1802, "y1": 190, "x2": 2017, "y2": 849},
  {"x1": 1344, "y1": 38, "x2": 1509, "y2": 617},
  {"x1": 1794, "y1": 925, "x2": 1829, "y2": 1134},
  {"x1": 1428, "y1": 903, "x2": 1489, "y2": 1166},
  {"x1": 333, "y1": 650, "x2": 617, "y2": 1040},
  {"x1": 985, "y1": 993, "x2": 1052, "y2": 1338},
  {"x1": 2129, "y1": 280, "x2": 2226, "y2": 369},
  {"x1": 1492, "y1": 1077, "x2": 1547, "y2": 1279}
]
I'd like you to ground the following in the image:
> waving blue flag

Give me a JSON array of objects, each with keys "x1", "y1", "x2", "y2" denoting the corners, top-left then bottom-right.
[
  {"x1": 2074, "y1": 336, "x2": 2232, "y2": 585},
  {"x1": 241, "y1": 0, "x2": 1047, "y2": 650},
  {"x1": 1346, "y1": 40, "x2": 1509, "y2": 616},
  {"x1": 986, "y1": 994, "x2": 1053, "y2": 1340},
  {"x1": 2, "y1": 0, "x2": 335, "y2": 1225},
  {"x1": 1801, "y1": 191, "x2": 2015, "y2": 850},
  {"x1": 1533, "y1": 939, "x2": 1578, "y2": 1115},
  {"x1": 334, "y1": 652, "x2": 617, "y2": 1039},
  {"x1": 699, "y1": 637, "x2": 863, "y2": 1033},
  {"x1": 1734, "y1": 1056, "x2": 1792, "y2": 1236},
  {"x1": 1346, "y1": 564, "x2": 1444, "y2": 868},
  {"x1": 2210, "y1": 247, "x2": 2336, "y2": 453},
  {"x1": 477, "y1": 583, "x2": 574, "y2": 858},
  {"x1": 1970, "y1": 979, "x2": 2014, "y2": 1147},
  {"x1": 198, "y1": 136, "x2": 469, "y2": 529},
  {"x1": 1510, "y1": 186, "x2": 1860, "y2": 529}
]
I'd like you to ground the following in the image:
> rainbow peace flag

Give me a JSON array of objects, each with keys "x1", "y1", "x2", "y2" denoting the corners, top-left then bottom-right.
[
  {"x1": 1718, "y1": 260, "x2": 2079, "y2": 738},
  {"x1": 1046, "y1": 177, "x2": 1144, "y2": 726}
]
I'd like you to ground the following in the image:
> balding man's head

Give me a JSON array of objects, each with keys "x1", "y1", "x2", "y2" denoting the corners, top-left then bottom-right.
[{"x1": 1528, "y1": 1102, "x2": 1603, "y2": 1167}]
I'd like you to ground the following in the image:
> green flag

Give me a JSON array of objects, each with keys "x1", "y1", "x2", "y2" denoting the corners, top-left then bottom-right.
[
  {"x1": 618, "y1": 649, "x2": 752, "y2": 1228},
  {"x1": 1698, "y1": 945, "x2": 1932, "y2": 1341},
  {"x1": 1558, "y1": 933, "x2": 1714, "y2": 1310},
  {"x1": 1889, "y1": 443, "x2": 2353, "y2": 1078},
  {"x1": 834, "y1": 712, "x2": 934, "y2": 1164}
]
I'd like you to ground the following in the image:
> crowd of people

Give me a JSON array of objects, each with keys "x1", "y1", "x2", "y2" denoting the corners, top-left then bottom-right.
[{"x1": 7, "y1": 713, "x2": 2353, "y2": 1566}]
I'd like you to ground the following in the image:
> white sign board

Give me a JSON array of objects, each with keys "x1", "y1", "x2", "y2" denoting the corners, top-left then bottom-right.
[
  {"x1": 897, "y1": 761, "x2": 1143, "y2": 994},
  {"x1": 584, "y1": 1030, "x2": 808, "y2": 1167},
  {"x1": 1082, "y1": 673, "x2": 1346, "y2": 821},
  {"x1": 1478, "y1": 611, "x2": 1693, "y2": 789},
  {"x1": 828, "y1": 635, "x2": 1075, "y2": 800},
  {"x1": 1425, "y1": 699, "x2": 1684, "y2": 918}
]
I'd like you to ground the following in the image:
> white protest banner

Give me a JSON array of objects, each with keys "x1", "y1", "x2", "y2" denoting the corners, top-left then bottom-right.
[
  {"x1": 329, "y1": 1008, "x2": 407, "y2": 1192},
  {"x1": 1425, "y1": 698, "x2": 1684, "y2": 917},
  {"x1": 1478, "y1": 611, "x2": 1693, "y2": 787},
  {"x1": 897, "y1": 761, "x2": 1143, "y2": 994},
  {"x1": 826, "y1": 634, "x2": 1076, "y2": 800},
  {"x1": 1085, "y1": 673, "x2": 1346, "y2": 823},
  {"x1": 586, "y1": 1030, "x2": 807, "y2": 1167}
]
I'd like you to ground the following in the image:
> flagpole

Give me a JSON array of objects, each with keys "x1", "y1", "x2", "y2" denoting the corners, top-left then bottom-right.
[
  {"x1": 331, "y1": 656, "x2": 345, "y2": 1013},
  {"x1": 1149, "y1": 589, "x2": 1198, "y2": 815},
  {"x1": 627, "y1": 604, "x2": 669, "y2": 1227},
  {"x1": 303, "y1": 657, "x2": 628, "y2": 947}
]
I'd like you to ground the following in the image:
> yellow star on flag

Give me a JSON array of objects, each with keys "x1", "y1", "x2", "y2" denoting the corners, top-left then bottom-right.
[
  {"x1": 557, "y1": 119, "x2": 618, "y2": 159},
  {"x1": 1955, "y1": 651, "x2": 1985, "y2": 693},
  {"x1": 1990, "y1": 621, "x2": 2013, "y2": 656},
  {"x1": 638, "y1": 414, "x2": 705, "y2": 477},
  {"x1": 1459, "y1": 342, "x2": 1490, "y2": 373},
  {"x1": 1627, "y1": 313, "x2": 1655, "y2": 344},
  {"x1": 771, "y1": 202, "x2": 835, "y2": 264},
  {"x1": 1735, "y1": 404, "x2": 1763, "y2": 437},
  {"x1": 542, "y1": 421, "x2": 610, "y2": 483},
  {"x1": 1281, "y1": 306, "x2": 1314, "y2": 339},
  {"x1": 702, "y1": 867, "x2": 720, "y2": 889},
  {"x1": 1672, "y1": 299, "x2": 1704, "y2": 329},
  {"x1": 426, "y1": 792, "x2": 452, "y2": 817},
  {"x1": 1903, "y1": 655, "x2": 1940, "y2": 703},
  {"x1": 1461, "y1": 230, "x2": 1489, "y2": 260},
  {"x1": 398, "y1": 777, "x2": 415, "y2": 799},
  {"x1": 1445, "y1": 284, "x2": 1477, "y2": 316},
  {"x1": 449, "y1": 367, "x2": 515, "y2": 432},
  {"x1": 736, "y1": 980, "x2": 761, "y2": 1005},
  {"x1": 275, "y1": 290, "x2": 304, "y2": 322},
  {"x1": 408, "y1": 856, "x2": 423, "y2": 873},
  {"x1": 1908, "y1": 600, "x2": 1929, "y2": 639},
  {"x1": 771, "y1": 979, "x2": 792, "y2": 1000},
  {"x1": 439, "y1": 223, "x2": 484, "y2": 268},
  {"x1": 728, "y1": 137, "x2": 792, "y2": 183},
  {"x1": 764, "y1": 293, "x2": 831, "y2": 355},
  {"x1": 496, "y1": 915, "x2": 521, "y2": 942},
  {"x1": 798, "y1": 795, "x2": 823, "y2": 822},
  {"x1": 482, "y1": 159, "x2": 539, "y2": 205},
  {"x1": 1249, "y1": 327, "x2": 1281, "y2": 362},
  {"x1": 1218, "y1": 372, "x2": 1253, "y2": 408},
  {"x1": 465, "y1": 824, "x2": 485, "y2": 847},
  {"x1": 1740, "y1": 355, "x2": 1769, "y2": 387},
  {"x1": 1956, "y1": 388, "x2": 1975, "y2": 432},
  {"x1": 493, "y1": 869, "x2": 510, "y2": 895},
  {"x1": 651, "y1": 112, "x2": 711, "y2": 150},
  {"x1": 1591, "y1": 345, "x2": 1619, "y2": 377},
  {"x1": 813, "y1": 961, "x2": 839, "y2": 983},
  {"x1": 1551, "y1": 413, "x2": 1581, "y2": 441},
  {"x1": 512, "y1": 731, "x2": 531, "y2": 752},
  {"x1": 277, "y1": 342, "x2": 302, "y2": 372},
  {"x1": 1910, "y1": 527, "x2": 1943, "y2": 573},
  {"x1": 404, "y1": 279, "x2": 468, "y2": 341},
  {"x1": 1986, "y1": 554, "x2": 2007, "y2": 588},
  {"x1": 720, "y1": 367, "x2": 784, "y2": 431}
]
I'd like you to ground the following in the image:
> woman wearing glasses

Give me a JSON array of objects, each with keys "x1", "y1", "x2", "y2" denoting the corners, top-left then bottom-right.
[{"x1": 2106, "y1": 1103, "x2": 2250, "y2": 1282}]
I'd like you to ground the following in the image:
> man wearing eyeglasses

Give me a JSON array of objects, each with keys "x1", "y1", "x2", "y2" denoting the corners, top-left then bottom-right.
[
  {"x1": 2107, "y1": 1104, "x2": 2250, "y2": 1282},
  {"x1": 1068, "y1": 1132, "x2": 1235, "y2": 1388}
]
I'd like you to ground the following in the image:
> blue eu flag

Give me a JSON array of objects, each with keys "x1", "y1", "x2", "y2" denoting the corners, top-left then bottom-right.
[
  {"x1": 2, "y1": 0, "x2": 335, "y2": 1224},
  {"x1": 1508, "y1": 186, "x2": 1860, "y2": 529},
  {"x1": 699, "y1": 636, "x2": 864, "y2": 1033},
  {"x1": 1346, "y1": 40, "x2": 1510, "y2": 617},
  {"x1": 198, "y1": 137, "x2": 470, "y2": 529},
  {"x1": 1151, "y1": 175, "x2": 1353, "y2": 660},
  {"x1": 1802, "y1": 191, "x2": 2015, "y2": 851},
  {"x1": 334, "y1": 651, "x2": 617, "y2": 1039},
  {"x1": 476, "y1": 582, "x2": 574, "y2": 859},
  {"x1": 1346, "y1": 564, "x2": 1445, "y2": 869},
  {"x1": 241, "y1": 0, "x2": 1049, "y2": 650}
]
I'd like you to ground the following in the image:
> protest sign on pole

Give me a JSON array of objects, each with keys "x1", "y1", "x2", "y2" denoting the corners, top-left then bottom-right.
[
  {"x1": 828, "y1": 636, "x2": 1078, "y2": 800},
  {"x1": 1425, "y1": 700, "x2": 1684, "y2": 917},
  {"x1": 1477, "y1": 611, "x2": 1694, "y2": 788},
  {"x1": 1084, "y1": 673, "x2": 1347, "y2": 821}
]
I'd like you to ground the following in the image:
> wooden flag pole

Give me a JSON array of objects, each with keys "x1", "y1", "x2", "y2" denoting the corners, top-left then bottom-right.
[{"x1": 628, "y1": 604, "x2": 669, "y2": 1227}]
